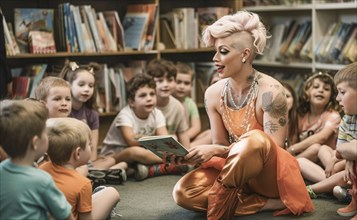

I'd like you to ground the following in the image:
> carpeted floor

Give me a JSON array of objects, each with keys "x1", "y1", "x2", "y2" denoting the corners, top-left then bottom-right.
[{"x1": 110, "y1": 175, "x2": 350, "y2": 220}]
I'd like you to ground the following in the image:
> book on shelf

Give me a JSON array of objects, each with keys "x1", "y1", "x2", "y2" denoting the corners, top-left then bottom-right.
[
  {"x1": 79, "y1": 5, "x2": 96, "y2": 52},
  {"x1": 279, "y1": 20, "x2": 299, "y2": 60},
  {"x1": 339, "y1": 26, "x2": 357, "y2": 63},
  {"x1": 103, "y1": 11, "x2": 125, "y2": 51},
  {"x1": 4, "y1": 22, "x2": 21, "y2": 56},
  {"x1": 138, "y1": 135, "x2": 188, "y2": 159},
  {"x1": 12, "y1": 76, "x2": 31, "y2": 99},
  {"x1": 314, "y1": 22, "x2": 338, "y2": 62},
  {"x1": 83, "y1": 5, "x2": 103, "y2": 52},
  {"x1": 160, "y1": 12, "x2": 180, "y2": 49},
  {"x1": 14, "y1": 8, "x2": 55, "y2": 53},
  {"x1": 28, "y1": 64, "x2": 48, "y2": 98},
  {"x1": 286, "y1": 20, "x2": 311, "y2": 59},
  {"x1": 97, "y1": 12, "x2": 117, "y2": 52},
  {"x1": 263, "y1": 23, "x2": 286, "y2": 62},
  {"x1": 299, "y1": 35, "x2": 313, "y2": 61},
  {"x1": 197, "y1": 7, "x2": 230, "y2": 47},
  {"x1": 159, "y1": 18, "x2": 176, "y2": 49},
  {"x1": 11, "y1": 64, "x2": 48, "y2": 99},
  {"x1": 172, "y1": 7, "x2": 198, "y2": 49},
  {"x1": 127, "y1": 4, "x2": 158, "y2": 51},
  {"x1": 28, "y1": 30, "x2": 56, "y2": 54},
  {"x1": 122, "y1": 12, "x2": 150, "y2": 50},
  {"x1": 330, "y1": 23, "x2": 355, "y2": 62},
  {"x1": 70, "y1": 4, "x2": 85, "y2": 52}
]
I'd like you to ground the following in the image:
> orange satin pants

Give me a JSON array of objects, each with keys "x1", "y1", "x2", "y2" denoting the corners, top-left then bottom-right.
[{"x1": 173, "y1": 130, "x2": 281, "y2": 216}]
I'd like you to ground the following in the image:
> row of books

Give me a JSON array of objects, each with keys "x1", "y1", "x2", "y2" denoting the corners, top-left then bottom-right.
[
  {"x1": 259, "y1": 20, "x2": 356, "y2": 64},
  {"x1": 160, "y1": 7, "x2": 231, "y2": 49},
  {"x1": 314, "y1": 22, "x2": 356, "y2": 64},
  {"x1": 11, "y1": 64, "x2": 48, "y2": 99},
  {"x1": 244, "y1": 0, "x2": 312, "y2": 6},
  {"x1": 10, "y1": 61, "x2": 146, "y2": 113},
  {"x1": 3, "y1": 3, "x2": 159, "y2": 54}
]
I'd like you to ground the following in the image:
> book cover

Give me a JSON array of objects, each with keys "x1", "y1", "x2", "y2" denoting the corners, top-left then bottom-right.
[
  {"x1": 28, "y1": 30, "x2": 56, "y2": 54},
  {"x1": 127, "y1": 4, "x2": 158, "y2": 51},
  {"x1": 14, "y1": 8, "x2": 55, "y2": 53},
  {"x1": 29, "y1": 64, "x2": 48, "y2": 98},
  {"x1": 138, "y1": 135, "x2": 188, "y2": 159},
  {"x1": 122, "y1": 12, "x2": 149, "y2": 50},
  {"x1": 103, "y1": 11, "x2": 125, "y2": 50}
]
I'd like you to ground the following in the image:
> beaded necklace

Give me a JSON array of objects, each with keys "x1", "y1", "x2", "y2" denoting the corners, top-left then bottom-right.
[{"x1": 220, "y1": 70, "x2": 259, "y2": 143}]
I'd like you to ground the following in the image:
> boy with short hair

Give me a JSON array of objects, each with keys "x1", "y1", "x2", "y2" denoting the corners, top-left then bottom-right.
[
  {"x1": 173, "y1": 62, "x2": 201, "y2": 141},
  {"x1": 0, "y1": 100, "x2": 73, "y2": 220},
  {"x1": 40, "y1": 117, "x2": 120, "y2": 220},
  {"x1": 35, "y1": 76, "x2": 88, "y2": 176},
  {"x1": 35, "y1": 76, "x2": 72, "y2": 118},
  {"x1": 334, "y1": 62, "x2": 357, "y2": 219},
  {"x1": 146, "y1": 58, "x2": 190, "y2": 148},
  {"x1": 95, "y1": 74, "x2": 188, "y2": 180}
]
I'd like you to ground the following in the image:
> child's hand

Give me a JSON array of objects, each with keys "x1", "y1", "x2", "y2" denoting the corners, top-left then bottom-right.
[
  {"x1": 344, "y1": 160, "x2": 355, "y2": 182},
  {"x1": 324, "y1": 160, "x2": 336, "y2": 178}
]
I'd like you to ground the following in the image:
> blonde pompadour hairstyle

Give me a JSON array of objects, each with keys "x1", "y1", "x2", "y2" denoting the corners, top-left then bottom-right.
[{"x1": 202, "y1": 10, "x2": 268, "y2": 56}]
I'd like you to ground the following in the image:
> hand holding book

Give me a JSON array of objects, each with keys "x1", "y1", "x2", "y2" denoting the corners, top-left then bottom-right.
[{"x1": 138, "y1": 135, "x2": 188, "y2": 163}]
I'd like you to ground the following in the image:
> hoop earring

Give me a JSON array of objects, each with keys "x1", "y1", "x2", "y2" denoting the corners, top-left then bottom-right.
[{"x1": 242, "y1": 58, "x2": 246, "y2": 64}]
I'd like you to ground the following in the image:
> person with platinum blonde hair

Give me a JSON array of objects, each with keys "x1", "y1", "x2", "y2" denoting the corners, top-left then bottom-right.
[{"x1": 172, "y1": 11, "x2": 314, "y2": 219}]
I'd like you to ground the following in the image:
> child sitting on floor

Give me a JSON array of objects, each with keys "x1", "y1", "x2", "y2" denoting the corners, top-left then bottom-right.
[
  {"x1": 287, "y1": 72, "x2": 341, "y2": 161},
  {"x1": 40, "y1": 117, "x2": 120, "y2": 219},
  {"x1": 0, "y1": 99, "x2": 73, "y2": 220},
  {"x1": 94, "y1": 74, "x2": 189, "y2": 180},
  {"x1": 173, "y1": 62, "x2": 201, "y2": 141}
]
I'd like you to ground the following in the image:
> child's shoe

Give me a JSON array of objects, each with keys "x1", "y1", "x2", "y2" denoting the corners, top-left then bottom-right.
[
  {"x1": 134, "y1": 163, "x2": 190, "y2": 181},
  {"x1": 105, "y1": 168, "x2": 127, "y2": 184},
  {"x1": 134, "y1": 163, "x2": 149, "y2": 181},
  {"x1": 337, "y1": 198, "x2": 357, "y2": 217},
  {"x1": 333, "y1": 186, "x2": 352, "y2": 204},
  {"x1": 306, "y1": 186, "x2": 317, "y2": 199}
]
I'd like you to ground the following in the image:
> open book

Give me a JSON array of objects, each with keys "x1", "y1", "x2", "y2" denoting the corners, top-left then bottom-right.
[{"x1": 138, "y1": 135, "x2": 188, "y2": 159}]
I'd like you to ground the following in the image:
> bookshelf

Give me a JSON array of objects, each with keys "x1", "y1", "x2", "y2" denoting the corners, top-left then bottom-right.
[
  {"x1": 1, "y1": 0, "x2": 241, "y2": 143},
  {"x1": 243, "y1": 0, "x2": 356, "y2": 73}
]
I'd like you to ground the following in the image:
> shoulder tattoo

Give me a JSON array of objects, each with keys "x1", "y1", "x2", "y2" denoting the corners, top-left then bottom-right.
[{"x1": 262, "y1": 91, "x2": 287, "y2": 119}]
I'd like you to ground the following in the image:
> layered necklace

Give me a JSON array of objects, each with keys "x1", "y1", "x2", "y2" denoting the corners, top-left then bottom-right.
[{"x1": 220, "y1": 69, "x2": 259, "y2": 143}]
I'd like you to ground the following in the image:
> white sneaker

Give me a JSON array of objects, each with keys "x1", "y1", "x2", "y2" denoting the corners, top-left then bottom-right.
[
  {"x1": 333, "y1": 186, "x2": 352, "y2": 203},
  {"x1": 134, "y1": 163, "x2": 148, "y2": 181}
]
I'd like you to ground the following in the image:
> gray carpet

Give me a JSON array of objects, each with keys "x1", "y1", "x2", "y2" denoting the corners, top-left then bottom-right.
[{"x1": 111, "y1": 175, "x2": 350, "y2": 220}]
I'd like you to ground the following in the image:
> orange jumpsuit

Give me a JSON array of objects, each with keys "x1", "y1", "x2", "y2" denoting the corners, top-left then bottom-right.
[{"x1": 173, "y1": 100, "x2": 314, "y2": 217}]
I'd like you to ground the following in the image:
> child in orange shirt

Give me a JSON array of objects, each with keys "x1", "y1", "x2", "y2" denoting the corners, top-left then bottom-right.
[{"x1": 40, "y1": 118, "x2": 120, "y2": 219}]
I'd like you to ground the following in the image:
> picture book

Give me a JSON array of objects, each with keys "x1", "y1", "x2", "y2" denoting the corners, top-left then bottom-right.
[
  {"x1": 14, "y1": 8, "x2": 55, "y2": 53},
  {"x1": 138, "y1": 135, "x2": 188, "y2": 159},
  {"x1": 122, "y1": 12, "x2": 149, "y2": 50}
]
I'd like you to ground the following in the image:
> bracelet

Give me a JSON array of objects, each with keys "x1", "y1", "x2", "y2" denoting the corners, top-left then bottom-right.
[{"x1": 289, "y1": 147, "x2": 296, "y2": 156}]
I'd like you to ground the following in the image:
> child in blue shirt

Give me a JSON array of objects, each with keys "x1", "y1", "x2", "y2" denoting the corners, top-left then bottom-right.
[{"x1": 0, "y1": 99, "x2": 73, "y2": 220}]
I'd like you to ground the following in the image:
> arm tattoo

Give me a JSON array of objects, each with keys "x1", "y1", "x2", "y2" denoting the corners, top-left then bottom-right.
[
  {"x1": 262, "y1": 91, "x2": 287, "y2": 119},
  {"x1": 264, "y1": 121, "x2": 279, "y2": 134},
  {"x1": 278, "y1": 117, "x2": 287, "y2": 126}
]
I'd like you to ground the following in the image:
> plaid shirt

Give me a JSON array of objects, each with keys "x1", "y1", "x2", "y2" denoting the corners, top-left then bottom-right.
[{"x1": 337, "y1": 115, "x2": 357, "y2": 144}]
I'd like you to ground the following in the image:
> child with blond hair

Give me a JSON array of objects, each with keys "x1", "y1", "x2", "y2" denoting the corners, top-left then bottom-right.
[
  {"x1": 0, "y1": 100, "x2": 73, "y2": 220},
  {"x1": 40, "y1": 117, "x2": 120, "y2": 220},
  {"x1": 35, "y1": 76, "x2": 72, "y2": 118},
  {"x1": 334, "y1": 62, "x2": 357, "y2": 219}
]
